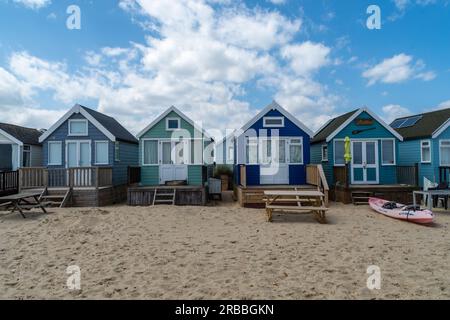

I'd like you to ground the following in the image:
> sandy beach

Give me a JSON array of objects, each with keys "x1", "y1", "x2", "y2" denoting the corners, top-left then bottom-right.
[{"x1": 1, "y1": 196, "x2": 449, "y2": 300}]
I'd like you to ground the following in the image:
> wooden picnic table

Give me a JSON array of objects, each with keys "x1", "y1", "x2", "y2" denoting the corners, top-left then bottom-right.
[
  {"x1": 0, "y1": 192, "x2": 49, "y2": 219},
  {"x1": 264, "y1": 190, "x2": 328, "y2": 223}
]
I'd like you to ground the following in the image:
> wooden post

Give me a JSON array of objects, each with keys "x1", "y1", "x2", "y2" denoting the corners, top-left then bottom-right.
[
  {"x1": 415, "y1": 163, "x2": 419, "y2": 186},
  {"x1": 95, "y1": 167, "x2": 100, "y2": 189},
  {"x1": 18, "y1": 169, "x2": 22, "y2": 193},
  {"x1": 345, "y1": 163, "x2": 349, "y2": 188},
  {"x1": 43, "y1": 169, "x2": 48, "y2": 187},
  {"x1": 69, "y1": 168, "x2": 73, "y2": 188}
]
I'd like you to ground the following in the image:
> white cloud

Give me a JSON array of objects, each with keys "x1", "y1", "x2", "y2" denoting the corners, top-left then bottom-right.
[
  {"x1": 393, "y1": 0, "x2": 410, "y2": 10},
  {"x1": 13, "y1": 0, "x2": 51, "y2": 9},
  {"x1": 437, "y1": 100, "x2": 450, "y2": 110},
  {"x1": 217, "y1": 9, "x2": 301, "y2": 51},
  {"x1": 415, "y1": 71, "x2": 436, "y2": 81},
  {"x1": 281, "y1": 41, "x2": 331, "y2": 76},
  {"x1": 0, "y1": 0, "x2": 340, "y2": 135},
  {"x1": 363, "y1": 54, "x2": 435, "y2": 86},
  {"x1": 381, "y1": 104, "x2": 411, "y2": 123},
  {"x1": 267, "y1": 0, "x2": 286, "y2": 4}
]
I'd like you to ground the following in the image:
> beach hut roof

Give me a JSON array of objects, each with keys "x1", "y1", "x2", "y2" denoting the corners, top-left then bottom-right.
[
  {"x1": 311, "y1": 110, "x2": 359, "y2": 144},
  {"x1": 136, "y1": 106, "x2": 213, "y2": 140},
  {"x1": 236, "y1": 101, "x2": 314, "y2": 138},
  {"x1": 38, "y1": 104, "x2": 138, "y2": 144},
  {"x1": 312, "y1": 107, "x2": 403, "y2": 143},
  {"x1": 391, "y1": 107, "x2": 450, "y2": 140},
  {"x1": 0, "y1": 123, "x2": 42, "y2": 146}
]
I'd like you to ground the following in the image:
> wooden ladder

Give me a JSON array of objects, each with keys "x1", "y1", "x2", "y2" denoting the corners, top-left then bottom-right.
[
  {"x1": 152, "y1": 188, "x2": 176, "y2": 206},
  {"x1": 39, "y1": 188, "x2": 72, "y2": 208},
  {"x1": 351, "y1": 191, "x2": 373, "y2": 205}
]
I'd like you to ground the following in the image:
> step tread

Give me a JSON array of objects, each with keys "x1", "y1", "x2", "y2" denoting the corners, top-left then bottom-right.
[{"x1": 41, "y1": 195, "x2": 65, "y2": 199}]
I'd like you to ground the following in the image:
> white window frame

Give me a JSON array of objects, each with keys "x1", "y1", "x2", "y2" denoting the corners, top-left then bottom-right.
[
  {"x1": 191, "y1": 139, "x2": 204, "y2": 165},
  {"x1": 246, "y1": 137, "x2": 259, "y2": 165},
  {"x1": 321, "y1": 145, "x2": 328, "y2": 162},
  {"x1": 421, "y1": 140, "x2": 431, "y2": 164},
  {"x1": 48, "y1": 141, "x2": 62, "y2": 166},
  {"x1": 22, "y1": 145, "x2": 32, "y2": 167},
  {"x1": 166, "y1": 118, "x2": 181, "y2": 131},
  {"x1": 142, "y1": 138, "x2": 160, "y2": 166},
  {"x1": 68, "y1": 119, "x2": 88, "y2": 136},
  {"x1": 381, "y1": 139, "x2": 396, "y2": 166},
  {"x1": 288, "y1": 137, "x2": 303, "y2": 165},
  {"x1": 227, "y1": 145, "x2": 234, "y2": 162},
  {"x1": 94, "y1": 141, "x2": 109, "y2": 165},
  {"x1": 263, "y1": 117, "x2": 285, "y2": 128},
  {"x1": 439, "y1": 140, "x2": 450, "y2": 166},
  {"x1": 65, "y1": 140, "x2": 92, "y2": 168},
  {"x1": 333, "y1": 139, "x2": 346, "y2": 167}
]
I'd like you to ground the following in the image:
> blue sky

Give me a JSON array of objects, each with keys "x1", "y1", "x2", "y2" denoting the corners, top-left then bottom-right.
[{"x1": 0, "y1": 0, "x2": 449, "y2": 136}]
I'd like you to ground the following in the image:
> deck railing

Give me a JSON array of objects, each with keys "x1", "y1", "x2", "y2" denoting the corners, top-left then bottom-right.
[
  {"x1": 306, "y1": 164, "x2": 329, "y2": 206},
  {"x1": 439, "y1": 166, "x2": 450, "y2": 184},
  {"x1": 240, "y1": 165, "x2": 247, "y2": 188},
  {"x1": 396, "y1": 164, "x2": 419, "y2": 186},
  {"x1": 19, "y1": 167, "x2": 113, "y2": 189},
  {"x1": 0, "y1": 170, "x2": 19, "y2": 196}
]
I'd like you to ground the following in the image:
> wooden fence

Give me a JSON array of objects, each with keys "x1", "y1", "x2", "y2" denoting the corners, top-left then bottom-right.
[
  {"x1": 333, "y1": 166, "x2": 349, "y2": 187},
  {"x1": 396, "y1": 164, "x2": 419, "y2": 186},
  {"x1": 240, "y1": 165, "x2": 247, "y2": 187},
  {"x1": 0, "y1": 170, "x2": 19, "y2": 196},
  {"x1": 306, "y1": 164, "x2": 329, "y2": 206},
  {"x1": 20, "y1": 167, "x2": 113, "y2": 189}
]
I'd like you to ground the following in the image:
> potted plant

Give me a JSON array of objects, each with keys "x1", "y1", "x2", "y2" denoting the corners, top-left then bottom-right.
[{"x1": 214, "y1": 165, "x2": 233, "y2": 191}]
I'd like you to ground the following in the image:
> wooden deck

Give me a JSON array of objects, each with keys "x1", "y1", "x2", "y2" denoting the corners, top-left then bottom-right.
[
  {"x1": 333, "y1": 183, "x2": 419, "y2": 204},
  {"x1": 127, "y1": 186, "x2": 207, "y2": 206},
  {"x1": 236, "y1": 164, "x2": 330, "y2": 208},
  {"x1": 18, "y1": 167, "x2": 126, "y2": 207}
]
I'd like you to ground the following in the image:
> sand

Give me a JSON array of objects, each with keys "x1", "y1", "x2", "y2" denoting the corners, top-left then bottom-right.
[{"x1": 0, "y1": 195, "x2": 449, "y2": 300}]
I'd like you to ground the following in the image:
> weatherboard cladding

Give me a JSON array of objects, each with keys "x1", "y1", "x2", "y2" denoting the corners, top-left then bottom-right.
[
  {"x1": 0, "y1": 123, "x2": 42, "y2": 146},
  {"x1": 236, "y1": 108, "x2": 310, "y2": 186},
  {"x1": 42, "y1": 113, "x2": 138, "y2": 186},
  {"x1": 139, "y1": 109, "x2": 209, "y2": 186},
  {"x1": 392, "y1": 108, "x2": 450, "y2": 140},
  {"x1": 311, "y1": 111, "x2": 399, "y2": 185}
]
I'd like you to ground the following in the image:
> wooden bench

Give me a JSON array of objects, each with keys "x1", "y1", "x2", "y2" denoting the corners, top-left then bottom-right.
[{"x1": 264, "y1": 190, "x2": 328, "y2": 224}]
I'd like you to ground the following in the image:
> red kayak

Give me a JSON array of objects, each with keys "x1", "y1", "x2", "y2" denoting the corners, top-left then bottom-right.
[{"x1": 369, "y1": 197, "x2": 434, "y2": 225}]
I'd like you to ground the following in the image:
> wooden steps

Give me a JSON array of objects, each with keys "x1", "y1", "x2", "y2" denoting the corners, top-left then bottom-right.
[
  {"x1": 152, "y1": 188, "x2": 176, "y2": 206},
  {"x1": 351, "y1": 191, "x2": 373, "y2": 205},
  {"x1": 39, "y1": 188, "x2": 72, "y2": 208}
]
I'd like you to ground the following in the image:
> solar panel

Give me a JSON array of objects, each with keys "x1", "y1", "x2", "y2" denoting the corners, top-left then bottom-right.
[
  {"x1": 401, "y1": 116, "x2": 422, "y2": 128},
  {"x1": 390, "y1": 119, "x2": 406, "y2": 129},
  {"x1": 391, "y1": 116, "x2": 422, "y2": 129}
]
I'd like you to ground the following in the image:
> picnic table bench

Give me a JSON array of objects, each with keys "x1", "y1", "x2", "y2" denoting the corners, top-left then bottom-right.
[
  {"x1": 264, "y1": 190, "x2": 328, "y2": 223},
  {"x1": 0, "y1": 192, "x2": 50, "y2": 219}
]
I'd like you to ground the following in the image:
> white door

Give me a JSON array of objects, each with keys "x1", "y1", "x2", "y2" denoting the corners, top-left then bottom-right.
[
  {"x1": 260, "y1": 138, "x2": 289, "y2": 185},
  {"x1": 159, "y1": 140, "x2": 188, "y2": 184},
  {"x1": 66, "y1": 141, "x2": 91, "y2": 186},
  {"x1": 351, "y1": 141, "x2": 378, "y2": 184}
]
